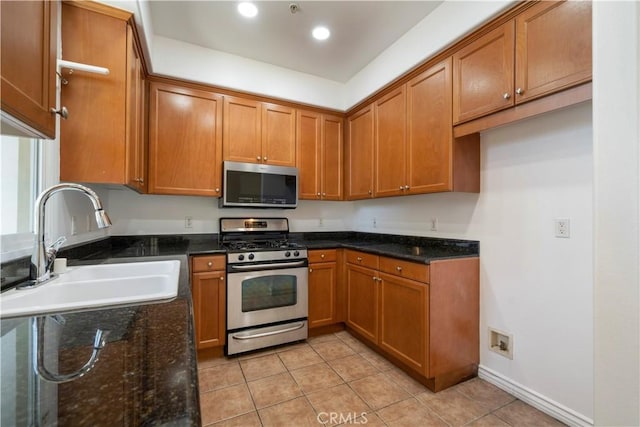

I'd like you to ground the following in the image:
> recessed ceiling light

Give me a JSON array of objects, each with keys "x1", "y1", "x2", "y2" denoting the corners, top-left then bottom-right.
[
  {"x1": 238, "y1": 2, "x2": 258, "y2": 18},
  {"x1": 312, "y1": 26, "x2": 330, "y2": 41}
]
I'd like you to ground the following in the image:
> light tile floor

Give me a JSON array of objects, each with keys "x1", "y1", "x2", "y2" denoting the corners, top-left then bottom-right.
[{"x1": 198, "y1": 331, "x2": 565, "y2": 426}]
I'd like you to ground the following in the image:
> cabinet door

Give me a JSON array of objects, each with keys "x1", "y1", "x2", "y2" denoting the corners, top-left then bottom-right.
[
  {"x1": 375, "y1": 86, "x2": 407, "y2": 198},
  {"x1": 346, "y1": 104, "x2": 375, "y2": 200},
  {"x1": 308, "y1": 262, "x2": 337, "y2": 328},
  {"x1": 223, "y1": 96, "x2": 262, "y2": 164},
  {"x1": 515, "y1": 1, "x2": 592, "y2": 104},
  {"x1": 262, "y1": 103, "x2": 296, "y2": 166},
  {"x1": 297, "y1": 110, "x2": 321, "y2": 199},
  {"x1": 125, "y1": 27, "x2": 146, "y2": 192},
  {"x1": 60, "y1": 3, "x2": 129, "y2": 183},
  {"x1": 321, "y1": 114, "x2": 344, "y2": 201},
  {"x1": 379, "y1": 272, "x2": 429, "y2": 375},
  {"x1": 148, "y1": 82, "x2": 223, "y2": 196},
  {"x1": 346, "y1": 263, "x2": 379, "y2": 344},
  {"x1": 192, "y1": 270, "x2": 226, "y2": 349},
  {"x1": 407, "y1": 58, "x2": 453, "y2": 194},
  {"x1": 453, "y1": 21, "x2": 515, "y2": 124},
  {"x1": 0, "y1": 0, "x2": 57, "y2": 139}
]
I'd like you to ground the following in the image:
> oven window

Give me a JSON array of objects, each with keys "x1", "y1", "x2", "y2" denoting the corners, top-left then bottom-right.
[{"x1": 241, "y1": 275, "x2": 297, "y2": 312}]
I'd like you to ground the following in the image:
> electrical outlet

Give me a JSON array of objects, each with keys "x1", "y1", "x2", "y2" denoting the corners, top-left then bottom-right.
[
  {"x1": 373, "y1": 217, "x2": 377, "y2": 228},
  {"x1": 71, "y1": 216, "x2": 77, "y2": 235},
  {"x1": 555, "y1": 218, "x2": 570, "y2": 238},
  {"x1": 430, "y1": 218, "x2": 438, "y2": 231},
  {"x1": 185, "y1": 216, "x2": 193, "y2": 229}
]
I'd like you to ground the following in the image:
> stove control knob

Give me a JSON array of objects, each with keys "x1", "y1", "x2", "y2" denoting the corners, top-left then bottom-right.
[
  {"x1": 293, "y1": 250, "x2": 300, "y2": 257},
  {"x1": 238, "y1": 254, "x2": 245, "y2": 261},
  {"x1": 248, "y1": 253, "x2": 255, "y2": 260},
  {"x1": 285, "y1": 251, "x2": 291, "y2": 257}
]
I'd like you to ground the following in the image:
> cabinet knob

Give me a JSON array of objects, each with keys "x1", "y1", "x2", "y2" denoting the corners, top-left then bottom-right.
[
  {"x1": 317, "y1": 192, "x2": 321, "y2": 197},
  {"x1": 215, "y1": 188, "x2": 220, "y2": 192},
  {"x1": 357, "y1": 257, "x2": 363, "y2": 262},
  {"x1": 256, "y1": 156, "x2": 262, "y2": 161},
  {"x1": 404, "y1": 185, "x2": 409, "y2": 190},
  {"x1": 399, "y1": 186, "x2": 404, "y2": 190},
  {"x1": 503, "y1": 92, "x2": 511, "y2": 100},
  {"x1": 516, "y1": 88, "x2": 524, "y2": 95},
  {"x1": 321, "y1": 254, "x2": 325, "y2": 259},
  {"x1": 396, "y1": 266, "x2": 402, "y2": 272},
  {"x1": 220, "y1": 276, "x2": 224, "y2": 281},
  {"x1": 372, "y1": 276, "x2": 377, "y2": 281},
  {"x1": 309, "y1": 268, "x2": 313, "y2": 273},
  {"x1": 263, "y1": 157, "x2": 268, "y2": 162},
  {"x1": 322, "y1": 192, "x2": 326, "y2": 196},
  {"x1": 207, "y1": 261, "x2": 213, "y2": 267},
  {"x1": 368, "y1": 190, "x2": 372, "y2": 195},
  {"x1": 50, "y1": 106, "x2": 69, "y2": 119}
]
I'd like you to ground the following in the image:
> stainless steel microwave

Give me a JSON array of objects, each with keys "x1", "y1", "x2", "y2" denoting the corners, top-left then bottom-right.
[{"x1": 220, "y1": 161, "x2": 298, "y2": 208}]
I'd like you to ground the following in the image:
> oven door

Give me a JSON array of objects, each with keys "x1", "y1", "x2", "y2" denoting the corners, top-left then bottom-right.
[{"x1": 227, "y1": 266, "x2": 308, "y2": 331}]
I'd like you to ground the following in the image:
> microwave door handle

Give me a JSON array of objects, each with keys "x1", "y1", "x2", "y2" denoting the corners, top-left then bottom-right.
[
  {"x1": 231, "y1": 322, "x2": 306, "y2": 340},
  {"x1": 229, "y1": 260, "x2": 306, "y2": 271}
]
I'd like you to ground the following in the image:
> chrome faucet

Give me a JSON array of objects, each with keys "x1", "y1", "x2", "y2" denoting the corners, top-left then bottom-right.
[{"x1": 29, "y1": 183, "x2": 112, "y2": 286}]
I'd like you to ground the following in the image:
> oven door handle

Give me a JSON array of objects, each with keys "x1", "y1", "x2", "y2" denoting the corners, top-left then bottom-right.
[
  {"x1": 231, "y1": 322, "x2": 306, "y2": 341},
  {"x1": 228, "y1": 260, "x2": 307, "y2": 271}
]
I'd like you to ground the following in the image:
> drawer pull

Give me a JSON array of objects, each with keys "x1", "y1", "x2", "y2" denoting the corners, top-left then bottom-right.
[
  {"x1": 207, "y1": 261, "x2": 213, "y2": 267},
  {"x1": 320, "y1": 254, "x2": 325, "y2": 259},
  {"x1": 396, "y1": 266, "x2": 402, "y2": 272},
  {"x1": 357, "y1": 257, "x2": 363, "y2": 262}
]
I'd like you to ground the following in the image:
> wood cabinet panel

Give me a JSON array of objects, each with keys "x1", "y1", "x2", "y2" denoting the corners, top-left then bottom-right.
[
  {"x1": 223, "y1": 96, "x2": 262, "y2": 164},
  {"x1": 0, "y1": 0, "x2": 57, "y2": 138},
  {"x1": 346, "y1": 263, "x2": 379, "y2": 344},
  {"x1": 125, "y1": 27, "x2": 147, "y2": 192},
  {"x1": 321, "y1": 114, "x2": 344, "y2": 200},
  {"x1": 515, "y1": 1, "x2": 592, "y2": 103},
  {"x1": 297, "y1": 110, "x2": 321, "y2": 199},
  {"x1": 191, "y1": 260, "x2": 226, "y2": 350},
  {"x1": 407, "y1": 58, "x2": 453, "y2": 194},
  {"x1": 379, "y1": 257, "x2": 429, "y2": 283},
  {"x1": 453, "y1": 21, "x2": 515, "y2": 124},
  {"x1": 60, "y1": 3, "x2": 130, "y2": 183},
  {"x1": 346, "y1": 104, "x2": 375, "y2": 200},
  {"x1": 192, "y1": 255, "x2": 226, "y2": 272},
  {"x1": 262, "y1": 103, "x2": 296, "y2": 167},
  {"x1": 308, "y1": 262, "x2": 337, "y2": 329},
  {"x1": 148, "y1": 82, "x2": 223, "y2": 196},
  {"x1": 309, "y1": 249, "x2": 337, "y2": 264},
  {"x1": 345, "y1": 250, "x2": 379, "y2": 270},
  {"x1": 374, "y1": 87, "x2": 406, "y2": 198},
  {"x1": 379, "y1": 272, "x2": 428, "y2": 375}
]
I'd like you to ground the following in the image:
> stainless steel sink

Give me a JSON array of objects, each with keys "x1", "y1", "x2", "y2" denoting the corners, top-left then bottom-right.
[{"x1": 0, "y1": 260, "x2": 180, "y2": 318}]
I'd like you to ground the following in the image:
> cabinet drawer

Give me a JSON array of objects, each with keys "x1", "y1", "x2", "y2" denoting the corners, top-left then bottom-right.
[
  {"x1": 346, "y1": 250, "x2": 379, "y2": 269},
  {"x1": 192, "y1": 255, "x2": 225, "y2": 272},
  {"x1": 379, "y1": 257, "x2": 429, "y2": 283},
  {"x1": 308, "y1": 249, "x2": 337, "y2": 263}
]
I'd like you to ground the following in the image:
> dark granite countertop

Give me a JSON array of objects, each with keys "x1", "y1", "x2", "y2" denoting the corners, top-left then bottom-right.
[{"x1": 0, "y1": 255, "x2": 200, "y2": 426}]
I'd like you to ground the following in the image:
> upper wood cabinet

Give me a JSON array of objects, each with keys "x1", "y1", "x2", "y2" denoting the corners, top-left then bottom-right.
[
  {"x1": 453, "y1": 1, "x2": 592, "y2": 124},
  {"x1": 59, "y1": 2, "x2": 144, "y2": 186},
  {"x1": 125, "y1": 26, "x2": 146, "y2": 192},
  {"x1": 345, "y1": 103, "x2": 375, "y2": 200},
  {"x1": 1, "y1": 0, "x2": 57, "y2": 139},
  {"x1": 297, "y1": 110, "x2": 343, "y2": 200},
  {"x1": 148, "y1": 82, "x2": 223, "y2": 197},
  {"x1": 374, "y1": 87, "x2": 407, "y2": 198},
  {"x1": 223, "y1": 96, "x2": 296, "y2": 167}
]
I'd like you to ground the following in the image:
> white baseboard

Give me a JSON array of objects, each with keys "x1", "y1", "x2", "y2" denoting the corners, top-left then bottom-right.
[{"x1": 478, "y1": 365, "x2": 594, "y2": 427}]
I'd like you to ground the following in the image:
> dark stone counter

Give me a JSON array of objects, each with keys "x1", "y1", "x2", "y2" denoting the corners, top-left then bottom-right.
[{"x1": 0, "y1": 255, "x2": 200, "y2": 426}]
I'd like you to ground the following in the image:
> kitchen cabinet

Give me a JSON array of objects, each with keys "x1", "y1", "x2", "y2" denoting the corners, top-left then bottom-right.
[
  {"x1": 223, "y1": 96, "x2": 296, "y2": 167},
  {"x1": 297, "y1": 110, "x2": 343, "y2": 200},
  {"x1": 345, "y1": 249, "x2": 479, "y2": 391},
  {"x1": 148, "y1": 82, "x2": 223, "y2": 196},
  {"x1": 191, "y1": 255, "x2": 226, "y2": 349},
  {"x1": 59, "y1": 2, "x2": 145, "y2": 186},
  {"x1": 453, "y1": 0, "x2": 591, "y2": 124},
  {"x1": 345, "y1": 103, "x2": 375, "y2": 200},
  {"x1": 0, "y1": 0, "x2": 57, "y2": 139},
  {"x1": 125, "y1": 27, "x2": 147, "y2": 192},
  {"x1": 308, "y1": 249, "x2": 340, "y2": 328},
  {"x1": 374, "y1": 86, "x2": 407, "y2": 198}
]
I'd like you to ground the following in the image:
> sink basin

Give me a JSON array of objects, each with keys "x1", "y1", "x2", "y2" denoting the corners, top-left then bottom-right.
[{"x1": 0, "y1": 260, "x2": 181, "y2": 318}]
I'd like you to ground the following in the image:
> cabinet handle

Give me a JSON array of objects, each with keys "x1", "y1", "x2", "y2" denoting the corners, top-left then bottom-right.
[
  {"x1": 263, "y1": 157, "x2": 268, "y2": 162},
  {"x1": 220, "y1": 276, "x2": 224, "y2": 281},
  {"x1": 516, "y1": 88, "x2": 524, "y2": 95},
  {"x1": 503, "y1": 92, "x2": 511, "y2": 100},
  {"x1": 399, "y1": 186, "x2": 404, "y2": 190},
  {"x1": 368, "y1": 190, "x2": 372, "y2": 195},
  {"x1": 404, "y1": 185, "x2": 409, "y2": 190},
  {"x1": 320, "y1": 254, "x2": 325, "y2": 259},
  {"x1": 322, "y1": 192, "x2": 326, "y2": 196},
  {"x1": 256, "y1": 156, "x2": 261, "y2": 161},
  {"x1": 207, "y1": 261, "x2": 213, "y2": 267},
  {"x1": 317, "y1": 192, "x2": 321, "y2": 197},
  {"x1": 372, "y1": 276, "x2": 377, "y2": 281},
  {"x1": 309, "y1": 268, "x2": 313, "y2": 273},
  {"x1": 357, "y1": 257, "x2": 363, "y2": 262},
  {"x1": 396, "y1": 266, "x2": 402, "y2": 272},
  {"x1": 50, "y1": 106, "x2": 69, "y2": 119},
  {"x1": 215, "y1": 188, "x2": 220, "y2": 192}
]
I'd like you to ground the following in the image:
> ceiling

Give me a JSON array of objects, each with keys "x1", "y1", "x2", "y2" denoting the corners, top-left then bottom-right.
[{"x1": 148, "y1": 1, "x2": 443, "y2": 83}]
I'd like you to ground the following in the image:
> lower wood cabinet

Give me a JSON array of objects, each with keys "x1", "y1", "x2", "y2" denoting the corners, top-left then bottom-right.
[
  {"x1": 190, "y1": 255, "x2": 226, "y2": 349},
  {"x1": 308, "y1": 249, "x2": 341, "y2": 329},
  {"x1": 345, "y1": 249, "x2": 479, "y2": 391}
]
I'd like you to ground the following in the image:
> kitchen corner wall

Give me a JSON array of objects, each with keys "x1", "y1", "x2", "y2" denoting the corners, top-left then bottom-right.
[{"x1": 352, "y1": 102, "x2": 594, "y2": 421}]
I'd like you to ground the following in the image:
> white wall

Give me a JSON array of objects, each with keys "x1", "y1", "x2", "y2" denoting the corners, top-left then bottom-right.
[
  {"x1": 105, "y1": 189, "x2": 354, "y2": 235},
  {"x1": 352, "y1": 102, "x2": 594, "y2": 422}
]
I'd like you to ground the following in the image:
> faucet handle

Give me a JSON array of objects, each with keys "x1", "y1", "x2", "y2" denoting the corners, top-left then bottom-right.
[{"x1": 47, "y1": 236, "x2": 67, "y2": 254}]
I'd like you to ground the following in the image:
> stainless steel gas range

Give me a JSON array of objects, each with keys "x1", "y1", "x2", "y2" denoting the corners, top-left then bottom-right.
[{"x1": 220, "y1": 218, "x2": 308, "y2": 355}]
